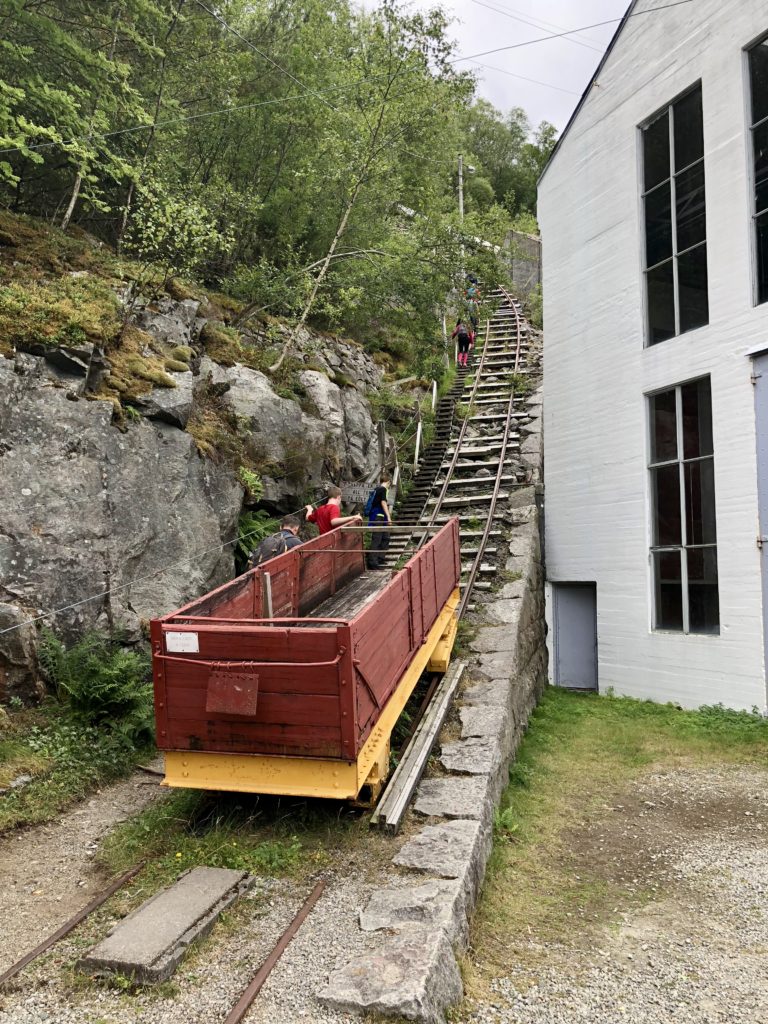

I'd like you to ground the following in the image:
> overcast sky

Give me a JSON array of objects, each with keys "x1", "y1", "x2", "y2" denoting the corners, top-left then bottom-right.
[{"x1": 411, "y1": 0, "x2": 633, "y2": 130}]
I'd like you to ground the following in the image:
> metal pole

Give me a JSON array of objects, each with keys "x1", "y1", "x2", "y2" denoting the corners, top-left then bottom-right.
[
  {"x1": 262, "y1": 572, "x2": 273, "y2": 618},
  {"x1": 431, "y1": 380, "x2": 438, "y2": 412}
]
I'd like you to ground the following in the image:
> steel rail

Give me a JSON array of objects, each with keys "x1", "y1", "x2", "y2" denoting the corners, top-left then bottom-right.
[
  {"x1": 223, "y1": 879, "x2": 326, "y2": 1024},
  {"x1": 412, "y1": 318, "x2": 493, "y2": 553},
  {"x1": 497, "y1": 285, "x2": 524, "y2": 371},
  {"x1": 457, "y1": 300, "x2": 523, "y2": 619},
  {"x1": 0, "y1": 863, "x2": 144, "y2": 986}
]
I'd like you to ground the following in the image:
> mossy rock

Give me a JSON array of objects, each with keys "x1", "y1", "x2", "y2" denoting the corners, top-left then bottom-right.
[
  {"x1": 165, "y1": 277, "x2": 198, "y2": 302},
  {"x1": 170, "y1": 345, "x2": 194, "y2": 363},
  {"x1": 200, "y1": 322, "x2": 241, "y2": 367},
  {"x1": 164, "y1": 358, "x2": 190, "y2": 373}
]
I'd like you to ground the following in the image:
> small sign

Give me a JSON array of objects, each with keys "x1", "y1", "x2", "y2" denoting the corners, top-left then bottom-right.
[
  {"x1": 165, "y1": 631, "x2": 199, "y2": 654},
  {"x1": 342, "y1": 483, "x2": 374, "y2": 504}
]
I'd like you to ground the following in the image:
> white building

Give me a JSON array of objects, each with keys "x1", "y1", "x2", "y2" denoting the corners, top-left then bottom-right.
[{"x1": 538, "y1": 0, "x2": 768, "y2": 710}]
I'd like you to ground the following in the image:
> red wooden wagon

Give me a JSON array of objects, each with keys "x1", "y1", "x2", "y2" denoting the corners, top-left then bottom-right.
[{"x1": 150, "y1": 519, "x2": 460, "y2": 801}]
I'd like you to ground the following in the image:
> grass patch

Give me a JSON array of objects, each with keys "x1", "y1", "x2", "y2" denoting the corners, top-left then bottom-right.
[
  {"x1": 97, "y1": 786, "x2": 383, "y2": 892},
  {"x1": 462, "y1": 687, "x2": 768, "y2": 999},
  {"x1": 0, "y1": 701, "x2": 151, "y2": 833},
  {"x1": 0, "y1": 276, "x2": 121, "y2": 354}
]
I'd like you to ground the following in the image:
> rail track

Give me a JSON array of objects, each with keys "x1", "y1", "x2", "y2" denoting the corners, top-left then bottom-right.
[
  {"x1": 386, "y1": 287, "x2": 538, "y2": 604},
  {"x1": 0, "y1": 286, "x2": 540, "y2": 1013},
  {"x1": 371, "y1": 286, "x2": 540, "y2": 830}
]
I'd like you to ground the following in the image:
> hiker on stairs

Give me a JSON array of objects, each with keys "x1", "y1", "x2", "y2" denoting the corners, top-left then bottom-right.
[{"x1": 366, "y1": 472, "x2": 392, "y2": 571}]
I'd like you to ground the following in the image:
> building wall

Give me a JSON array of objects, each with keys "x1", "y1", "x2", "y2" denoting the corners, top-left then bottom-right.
[{"x1": 539, "y1": 0, "x2": 768, "y2": 710}]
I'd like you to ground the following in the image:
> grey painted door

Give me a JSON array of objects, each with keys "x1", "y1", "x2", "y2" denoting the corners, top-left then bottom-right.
[
  {"x1": 753, "y1": 354, "x2": 768, "y2": 690},
  {"x1": 553, "y1": 583, "x2": 597, "y2": 690}
]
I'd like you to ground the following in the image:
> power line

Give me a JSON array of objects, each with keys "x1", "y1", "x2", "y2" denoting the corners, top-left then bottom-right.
[
  {"x1": 0, "y1": 3, "x2": 692, "y2": 159},
  {"x1": 190, "y1": 0, "x2": 339, "y2": 113},
  {"x1": 471, "y1": 60, "x2": 580, "y2": 96},
  {"x1": 469, "y1": 0, "x2": 605, "y2": 54},
  {"x1": 452, "y1": 0, "x2": 696, "y2": 64}
]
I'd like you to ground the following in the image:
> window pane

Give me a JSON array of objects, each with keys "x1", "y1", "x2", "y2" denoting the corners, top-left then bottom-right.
[
  {"x1": 757, "y1": 210, "x2": 768, "y2": 305},
  {"x1": 645, "y1": 182, "x2": 673, "y2": 266},
  {"x1": 654, "y1": 550, "x2": 683, "y2": 631},
  {"x1": 750, "y1": 38, "x2": 768, "y2": 127},
  {"x1": 687, "y1": 547, "x2": 719, "y2": 634},
  {"x1": 684, "y1": 457, "x2": 717, "y2": 545},
  {"x1": 652, "y1": 464, "x2": 682, "y2": 546},
  {"x1": 674, "y1": 86, "x2": 703, "y2": 171},
  {"x1": 681, "y1": 377, "x2": 713, "y2": 459},
  {"x1": 643, "y1": 111, "x2": 670, "y2": 191},
  {"x1": 678, "y1": 245, "x2": 709, "y2": 334},
  {"x1": 754, "y1": 120, "x2": 768, "y2": 214},
  {"x1": 647, "y1": 261, "x2": 675, "y2": 344},
  {"x1": 676, "y1": 161, "x2": 706, "y2": 251},
  {"x1": 650, "y1": 389, "x2": 677, "y2": 463}
]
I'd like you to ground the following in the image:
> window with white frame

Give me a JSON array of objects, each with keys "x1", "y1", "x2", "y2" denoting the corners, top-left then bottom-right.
[
  {"x1": 648, "y1": 377, "x2": 719, "y2": 634},
  {"x1": 641, "y1": 84, "x2": 709, "y2": 345},
  {"x1": 748, "y1": 34, "x2": 768, "y2": 305}
]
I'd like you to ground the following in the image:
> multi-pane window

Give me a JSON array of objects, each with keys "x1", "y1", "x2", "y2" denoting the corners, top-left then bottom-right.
[
  {"x1": 641, "y1": 85, "x2": 709, "y2": 344},
  {"x1": 648, "y1": 377, "x2": 719, "y2": 634},
  {"x1": 748, "y1": 35, "x2": 768, "y2": 305}
]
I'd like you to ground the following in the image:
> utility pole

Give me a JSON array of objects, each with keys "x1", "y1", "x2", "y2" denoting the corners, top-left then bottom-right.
[{"x1": 458, "y1": 154, "x2": 464, "y2": 222}]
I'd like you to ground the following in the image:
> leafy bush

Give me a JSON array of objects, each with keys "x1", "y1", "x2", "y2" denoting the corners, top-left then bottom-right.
[
  {"x1": 237, "y1": 510, "x2": 280, "y2": 565},
  {"x1": 39, "y1": 630, "x2": 154, "y2": 745}
]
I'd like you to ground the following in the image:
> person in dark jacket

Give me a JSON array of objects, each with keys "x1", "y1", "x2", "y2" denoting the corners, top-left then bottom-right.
[
  {"x1": 452, "y1": 319, "x2": 474, "y2": 367},
  {"x1": 247, "y1": 515, "x2": 303, "y2": 569},
  {"x1": 366, "y1": 472, "x2": 392, "y2": 570}
]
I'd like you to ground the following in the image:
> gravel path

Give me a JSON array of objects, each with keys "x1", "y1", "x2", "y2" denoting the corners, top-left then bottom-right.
[
  {"x1": 0, "y1": 767, "x2": 164, "y2": 978},
  {"x1": 462, "y1": 766, "x2": 768, "y2": 1024},
  {"x1": 0, "y1": 872, "x2": 375, "y2": 1024}
]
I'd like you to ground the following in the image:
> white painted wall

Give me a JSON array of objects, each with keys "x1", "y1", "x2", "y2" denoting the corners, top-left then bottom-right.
[{"x1": 539, "y1": 0, "x2": 768, "y2": 711}]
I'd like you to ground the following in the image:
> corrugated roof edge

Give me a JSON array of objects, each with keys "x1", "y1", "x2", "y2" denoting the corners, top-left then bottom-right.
[{"x1": 537, "y1": 0, "x2": 637, "y2": 189}]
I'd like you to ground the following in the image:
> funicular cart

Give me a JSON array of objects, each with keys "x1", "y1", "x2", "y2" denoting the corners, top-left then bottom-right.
[{"x1": 150, "y1": 520, "x2": 460, "y2": 802}]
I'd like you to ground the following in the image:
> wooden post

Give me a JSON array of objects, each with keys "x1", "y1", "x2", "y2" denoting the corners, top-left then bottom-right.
[
  {"x1": 413, "y1": 403, "x2": 423, "y2": 471},
  {"x1": 262, "y1": 573, "x2": 273, "y2": 619},
  {"x1": 377, "y1": 421, "x2": 386, "y2": 472}
]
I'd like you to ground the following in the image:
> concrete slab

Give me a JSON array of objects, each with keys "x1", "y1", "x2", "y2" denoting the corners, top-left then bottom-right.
[
  {"x1": 319, "y1": 927, "x2": 462, "y2": 1024},
  {"x1": 79, "y1": 867, "x2": 252, "y2": 982},
  {"x1": 414, "y1": 775, "x2": 489, "y2": 821}
]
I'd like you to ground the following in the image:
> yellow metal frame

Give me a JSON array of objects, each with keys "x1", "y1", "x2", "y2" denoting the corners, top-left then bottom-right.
[{"x1": 162, "y1": 587, "x2": 460, "y2": 801}]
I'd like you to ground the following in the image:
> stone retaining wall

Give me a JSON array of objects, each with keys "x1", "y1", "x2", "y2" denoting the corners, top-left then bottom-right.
[{"x1": 319, "y1": 388, "x2": 546, "y2": 1023}]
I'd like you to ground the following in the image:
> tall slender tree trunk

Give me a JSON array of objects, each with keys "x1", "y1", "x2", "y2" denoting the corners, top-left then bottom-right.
[
  {"x1": 268, "y1": 179, "x2": 363, "y2": 374},
  {"x1": 60, "y1": 172, "x2": 82, "y2": 230}
]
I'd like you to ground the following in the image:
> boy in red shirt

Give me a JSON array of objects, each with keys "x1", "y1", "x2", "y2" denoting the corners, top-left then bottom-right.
[{"x1": 305, "y1": 486, "x2": 362, "y2": 535}]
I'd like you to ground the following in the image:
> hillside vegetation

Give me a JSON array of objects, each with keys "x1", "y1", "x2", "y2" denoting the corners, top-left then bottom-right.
[{"x1": 1, "y1": 0, "x2": 553, "y2": 374}]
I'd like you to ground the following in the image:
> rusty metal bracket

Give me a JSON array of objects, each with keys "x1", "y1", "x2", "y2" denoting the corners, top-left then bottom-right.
[{"x1": 205, "y1": 661, "x2": 260, "y2": 716}]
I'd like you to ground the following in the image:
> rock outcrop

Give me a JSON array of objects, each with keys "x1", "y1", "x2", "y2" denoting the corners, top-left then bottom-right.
[{"x1": 0, "y1": 299, "x2": 388, "y2": 700}]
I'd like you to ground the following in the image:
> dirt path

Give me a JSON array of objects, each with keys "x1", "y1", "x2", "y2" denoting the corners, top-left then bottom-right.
[
  {"x1": 0, "y1": 768, "x2": 164, "y2": 976},
  {"x1": 461, "y1": 765, "x2": 768, "y2": 1024}
]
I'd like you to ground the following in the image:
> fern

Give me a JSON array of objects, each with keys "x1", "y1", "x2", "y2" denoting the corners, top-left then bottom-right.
[{"x1": 237, "y1": 510, "x2": 280, "y2": 562}]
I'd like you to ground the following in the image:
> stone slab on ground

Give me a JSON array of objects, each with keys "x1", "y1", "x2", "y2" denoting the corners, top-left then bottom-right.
[
  {"x1": 414, "y1": 775, "x2": 490, "y2": 821},
  {"x1": 440, "y1": 736, "x2": 503, "y2": 776},
  {"x1": 319, "y1": 927, "x2": 462, "y2": 1024},
  {"x1": 359, "y1": 880, "x2": 466, "y2": 944},
  {"x1": 79, "y1": 867, "x2": 252, "y2": 983},
  {"x1": 459, "y1": 703, "x2": 509, "y2": 742},
  {"x1": 393, "y1": 820, "x2": 490, "y2": 904}
]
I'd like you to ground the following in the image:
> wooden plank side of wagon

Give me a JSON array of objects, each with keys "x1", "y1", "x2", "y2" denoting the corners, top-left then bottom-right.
[{"x1": 349, "y1": 520, "x2": 461, "y2": 751}]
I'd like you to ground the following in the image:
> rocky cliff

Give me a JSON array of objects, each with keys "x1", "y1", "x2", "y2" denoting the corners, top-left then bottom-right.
[{"x1": 0, "y1": 293, "x2": 388, "y2": 701}]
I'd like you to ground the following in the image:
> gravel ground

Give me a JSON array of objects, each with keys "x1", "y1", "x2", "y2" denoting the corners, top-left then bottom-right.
[
  {"x1": 0, "y1": 767, "x2": 164, "y2": 978},
  {"x1": 0, "y1": 872, "x2": 378, "y2": 1024},
  {"x1": 462, "y1": 766, "x2": 768, "y2": 1024}
]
